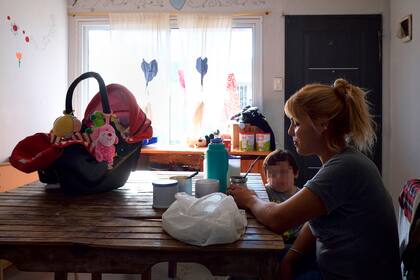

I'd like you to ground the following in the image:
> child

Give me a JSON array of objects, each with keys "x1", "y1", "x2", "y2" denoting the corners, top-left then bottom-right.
[
  {"x1": 263, "y1": 149, "x2": 301, "y2": 242},
  {"x1": 263, "y1": 149, "x2": 299, "y2": 201}
]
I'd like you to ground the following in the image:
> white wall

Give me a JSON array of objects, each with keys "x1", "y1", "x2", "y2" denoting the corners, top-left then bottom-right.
[
  {"x1": 0, "y1": 0, "x2": 68, "y2": 162},
  {"x1": 389, "y1": 0, "x2": 420, "y2": 209}
]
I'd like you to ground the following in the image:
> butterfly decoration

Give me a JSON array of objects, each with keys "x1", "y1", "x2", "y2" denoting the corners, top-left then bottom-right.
[
  {"x1": 141, "y1": 59, "x2": 158, "y2": 87},
  {"x1": 196, "y1": 57, "x2": 208, "y2": 87},
  {"x1": 170, "y1": 0, "x2": 186, "y2": 10}
]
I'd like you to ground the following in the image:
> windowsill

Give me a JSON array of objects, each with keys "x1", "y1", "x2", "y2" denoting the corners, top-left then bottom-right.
[
  {"x1": 141, "y1": 143, "x2": 271, "y2": 156},
  {"x1": 139, "y1": 144, "x2": 270, "y2": 183}
]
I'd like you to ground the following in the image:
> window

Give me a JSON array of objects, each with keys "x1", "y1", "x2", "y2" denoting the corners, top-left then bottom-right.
[{"x1": 70, "y1": 16, "x2": 262, "y2": 145}]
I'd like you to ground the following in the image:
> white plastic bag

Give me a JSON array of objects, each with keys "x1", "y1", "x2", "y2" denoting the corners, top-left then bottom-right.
[{"x1": 162, "y1": 192, "x2": 247, "y2": 246}]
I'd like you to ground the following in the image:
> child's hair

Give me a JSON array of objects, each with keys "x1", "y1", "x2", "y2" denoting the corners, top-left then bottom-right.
[
  {"x1": 263, "y1": 149, "x2": 298, "y2": 175},
  {"x1": 284, "y1": 78, "x2": 376, "y2": 153}
]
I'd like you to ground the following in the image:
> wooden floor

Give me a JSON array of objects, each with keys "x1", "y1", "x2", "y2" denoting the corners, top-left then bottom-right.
[{"x1": 4, "y1": 262, "x2": 230, "y2": 280}]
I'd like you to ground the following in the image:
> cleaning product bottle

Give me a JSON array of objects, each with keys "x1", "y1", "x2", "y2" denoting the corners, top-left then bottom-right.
[{"x1": 205, "y1": 138, "x2": 229, "y2": 193}]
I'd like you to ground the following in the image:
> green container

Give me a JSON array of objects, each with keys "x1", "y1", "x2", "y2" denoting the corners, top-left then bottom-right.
[{"x1": 205, "y1": 138, "x2": 229, "y2": 193}]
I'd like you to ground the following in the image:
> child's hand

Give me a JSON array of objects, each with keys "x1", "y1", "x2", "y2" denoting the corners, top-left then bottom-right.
[{"x1": 228, "y1": 184, "x2": 257, "y2": 209}]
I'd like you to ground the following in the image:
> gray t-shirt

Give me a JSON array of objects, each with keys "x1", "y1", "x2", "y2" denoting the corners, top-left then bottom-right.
[
  {"x1": 265, "y1": 185, "x2": 300, "y2": 203},
  {"x1": 265, "y1": 186, "x2": 302, "y2": 242},
  {"x1": 306, "y1": 147, "x2": 401, "y2": 280}
]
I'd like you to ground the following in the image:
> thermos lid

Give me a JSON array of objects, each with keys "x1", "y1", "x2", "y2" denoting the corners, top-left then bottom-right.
[
  {"x1": 229, "y1": 155, "x2": 241, "y2": 159},
  {"x1": 152, "y1": 179, "x2": 178, "y2": 187},
  {"x1": 210, "y1": 137, "x2": 223, "y2": 144}
]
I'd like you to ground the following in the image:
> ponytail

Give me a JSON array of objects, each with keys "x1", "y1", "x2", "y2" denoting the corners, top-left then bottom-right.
[{"x1": 333, "y1": 79, "x2": 376, "y2": 152}]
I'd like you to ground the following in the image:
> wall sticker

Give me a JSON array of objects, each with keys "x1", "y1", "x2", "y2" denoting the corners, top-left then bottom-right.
[{"x1": 6, "y1": 15, "x2": 30, "y2": 68}]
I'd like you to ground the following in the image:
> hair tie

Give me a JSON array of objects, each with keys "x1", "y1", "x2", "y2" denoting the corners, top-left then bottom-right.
[{"x1": 333, "y1": 79, "x2": 350, "y2": 103}]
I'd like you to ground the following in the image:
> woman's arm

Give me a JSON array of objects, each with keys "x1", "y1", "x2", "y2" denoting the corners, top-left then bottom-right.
[
  {"x1": 279, "y1": 222, "x2": 316, "y2": 280},
  {"x1": 229, "y1": 186, "x2": 326, "y2": 233},
  {"x1": 287, "y1": 222, "x2": 316, "y2": 255}
]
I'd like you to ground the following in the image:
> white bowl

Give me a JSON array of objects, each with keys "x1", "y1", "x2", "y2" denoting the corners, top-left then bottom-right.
[
  {"x1": 169, "y1": 175, "x2": 192, "y2": 195},
  {"x1": 195, "y1": 179, "x2": 219, "y2": 198}
]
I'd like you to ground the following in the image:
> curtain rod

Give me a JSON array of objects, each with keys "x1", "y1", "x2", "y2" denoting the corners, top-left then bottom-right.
[{"x1": 68, "y1": 10, "x2": 270, "y2": 17}]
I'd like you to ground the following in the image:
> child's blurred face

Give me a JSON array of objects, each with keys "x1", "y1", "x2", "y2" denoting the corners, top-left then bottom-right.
[{"x1": 266, "y1": 161, "x2": 296, "y2": 193}]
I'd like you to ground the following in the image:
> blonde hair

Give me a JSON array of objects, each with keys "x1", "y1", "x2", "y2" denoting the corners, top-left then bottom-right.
[{"x1": 284, "y1": 78, "x2": 376, "y2": 153}]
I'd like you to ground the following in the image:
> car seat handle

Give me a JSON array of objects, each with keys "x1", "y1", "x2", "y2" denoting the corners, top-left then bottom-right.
[{"x1": 65, "y1": 72, "x2": 110, "y2": 114}]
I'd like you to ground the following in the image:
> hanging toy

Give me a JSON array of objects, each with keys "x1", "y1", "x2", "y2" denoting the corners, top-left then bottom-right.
[
  {"x1": 84, "y1": 111, "x2": 106, "y2": 135},
  {"x1": 193, "y1": 57, "x2": 208, "y2": 132},
  {"x1": 90, "y1": 111, "x2": 106, "y2": 127},
  {"x1": 196, "y1": 57, "x2": 208, "y2": 87},
  {"x1": 52, "y1": 112, "x2": 82, "y2": 139},
  {"x1": 90, "y1": 114, "x2": 118, "y2": 169},
  {"x1": 140, "y1": 59, "x2": 158, "y2": 120},
  {"x1": 141, "y1": 59, "x2": 158, "y2": 88}
]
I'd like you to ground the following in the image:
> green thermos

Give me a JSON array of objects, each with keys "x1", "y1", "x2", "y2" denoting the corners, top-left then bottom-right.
[{"x1": 205, "y1": 138, "x2": 229, "y2": 193}]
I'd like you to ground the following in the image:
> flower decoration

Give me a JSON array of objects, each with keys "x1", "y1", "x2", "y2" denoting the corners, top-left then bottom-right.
[
  {"x1": 226, "y1": 73, "x2": 237, "y2": 92},
  {"x1": 7, "y1": 16, "x2": 31, "y2": 67},
  {"x1": 11, "y1": 23, "x2": 18, "y2": 35},
  {"x1": 178, "y1": 69, "x2": 186, "y2": 89},
  {"x1": 16, "y1": 52, "x2": 22, "y2": 67}
]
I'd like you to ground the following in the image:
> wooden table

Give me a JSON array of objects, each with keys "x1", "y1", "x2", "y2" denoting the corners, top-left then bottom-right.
[{"x1": 0, "y1": 171, "x2": 283, "y2": 279}]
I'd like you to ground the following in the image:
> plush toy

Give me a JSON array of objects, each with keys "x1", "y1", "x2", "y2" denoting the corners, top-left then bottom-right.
[
  {"x1": 204, "y1": 129, "x2": 220, "y2": 146},
  {"x1": 52, "y1": 113, "x2": 82, "y2": 139},
  {"x1": 186, "y1": 137, "x2": 206, "y2": 148},
  {"x1": 90, "y1": 111, "x2": 105, "y2": 127},
  {"x1": 195, "y1": 137, "x2": 207, "y2": 147},
  {"x1": 91, "y1": 117, "x2": 118, "y2": 168}
]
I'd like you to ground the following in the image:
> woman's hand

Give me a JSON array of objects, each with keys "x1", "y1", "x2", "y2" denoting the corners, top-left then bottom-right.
[{"x1": 228, "y1": 184, "x2": 257, "y2": 209}]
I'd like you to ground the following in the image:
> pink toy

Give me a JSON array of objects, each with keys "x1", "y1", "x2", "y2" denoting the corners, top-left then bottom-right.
[{"x1": 91, "y1": 117, "x2": 118, "y2": 168}]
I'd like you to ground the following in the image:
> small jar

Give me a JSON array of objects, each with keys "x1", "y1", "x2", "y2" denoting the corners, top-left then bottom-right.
[
  {"x1": 230, "y1": 176, "x2": 248, "y2": 189},
  {"x1": 152, "y1": 179, "x2": 178, "y2": 209}
]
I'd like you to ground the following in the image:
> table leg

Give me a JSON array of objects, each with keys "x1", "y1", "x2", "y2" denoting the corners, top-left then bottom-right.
[
  {"x1": 0, "y1": 260, "x2": 3, "y2": 280},
  {"x1": 92, "y1": 272, "x2": 102, "y2": 280},
  {"x1": 142, "y1": 268, "x2": 151, "y2": 280},
  {"x1": 259, "y1": 255, "x2": 278, "y2": 280},
  {"x1": 54, "y1": 272, "x2": 67, "y2": 280},
  {"x1": 168, "y1": 261, "x2": 177, "y2": 278}
]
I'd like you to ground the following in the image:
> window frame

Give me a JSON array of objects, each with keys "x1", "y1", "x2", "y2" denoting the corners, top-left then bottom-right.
[{"x1": 68, "y1": 15, "x2": 263, "y2": 118}]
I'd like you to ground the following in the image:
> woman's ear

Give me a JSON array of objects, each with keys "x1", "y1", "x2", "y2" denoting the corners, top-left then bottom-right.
[{"x1": 315, "y1": 119, "x2": 329, "y2": 134}]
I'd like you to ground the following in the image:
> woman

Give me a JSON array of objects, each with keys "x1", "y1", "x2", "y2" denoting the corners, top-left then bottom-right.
[{"x1": 229, "y1": 79, "x2": 401, "y2": 280}]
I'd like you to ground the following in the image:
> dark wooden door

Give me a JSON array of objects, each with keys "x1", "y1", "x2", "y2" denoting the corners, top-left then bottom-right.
[{"x1": 285, "y1": 15, "x2": 382, "y2": 187}]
